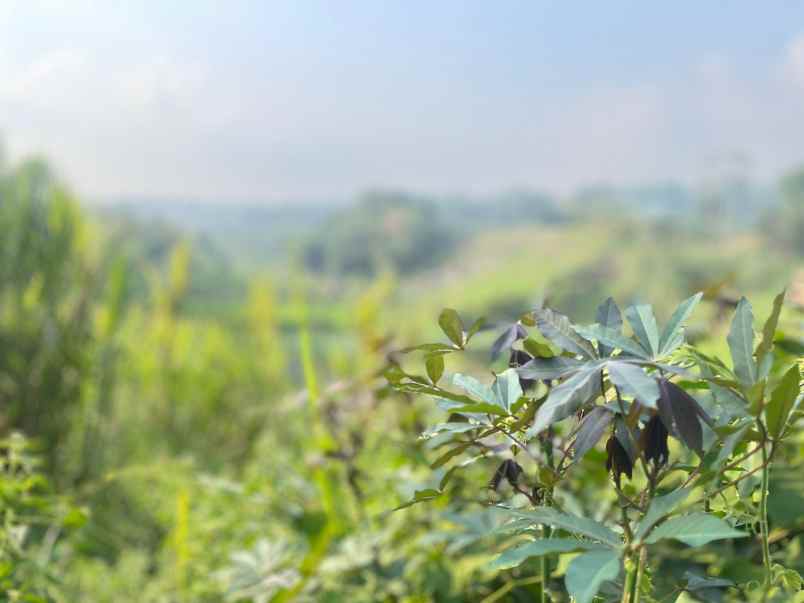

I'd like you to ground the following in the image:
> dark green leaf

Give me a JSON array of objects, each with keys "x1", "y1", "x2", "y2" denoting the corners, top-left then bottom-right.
[
  {"x1": 684, "y1": 572, "x2": 734, "y2": 591},
  {"x1": 399, "y1": 342, "x2": 458, "y2": 354},
  {"x1": 659, "y1": 292, "x2": 703, "y2": 356},
  {"x1": 565, "y1": 550, "x2": 621, "y2": 603},
  {"x1": 491, "y1": 368, "x2": 523, "y2": 413},
  {"x1": 517, "y1": 356, "x2": 585, "y2": 380},
  {"x1": 535, "y1": 308, "x2": 597, "y2": 359},
  {"x1": 528, "y1": 367, "x2": 601, "y2": 437},
  {"x1": 491, "y1": 538, "x2": 607, "y2": 570},
  {"x1": 607, "y1": 361, "x2": 660, "y2": 408},
  {"x1": 766, "y1": 364, "x2": 802, "y2": 439},
  {"x1": 644, "y1": 512, "x2": 748, "y2": 546},
  {"x1": 439, "y1": 308, "x2": 465, "y2": 347},
  {"x1": 756, "y1": 290, "x2": 785, "y2": 369},
  {"x1": 393, "y1": 488, "x2": 442, "y2": 511},
  {"x1": 501, "y1": 507, "x2": 621, "y2": 546},
  {"x1": 634, "y1": 488, "x2": 691, "y2": 540},
  {"x1": 466, "y1": 316, "x2": 486, "y2": 343},
  {"x1": 452, "y1": 373, "x2": 495, "y2": 404},
  {"x1": 572, "y1": 407, "x2": 614, "y2": 462},
  {"x1": 727, "y1": 297, "x2": 757, "y2": 386},
  {"x1": 425, "y1": 353, "x2": 445, "y2": 384},
  {"x1": 595, "y1": 297, "x2": 623, "y2": 357},
  {"x1": 625, "y1": 304, "x2": 660, "y2": 357},
  {"x1": 574, "y1": 324, "x2": 650, "y2": 359}
]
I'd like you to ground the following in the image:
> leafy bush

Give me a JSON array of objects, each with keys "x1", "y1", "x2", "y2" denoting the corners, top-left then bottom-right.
[
  {"x1": 302, "y1": 191, "x2": 455, "y2": 276},
  {"x1": 391, "y1": 293, "x2": 802, "y2": 601}
]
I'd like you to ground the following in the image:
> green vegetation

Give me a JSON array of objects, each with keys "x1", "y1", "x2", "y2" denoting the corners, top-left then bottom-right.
[{"x1": 0, "y1": 153, "x2": 801, "y2": 601}]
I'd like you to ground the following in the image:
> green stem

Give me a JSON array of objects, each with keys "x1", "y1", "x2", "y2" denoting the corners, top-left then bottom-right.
[
  {"x1": 759, "y1": 441, "x2": 772, "y2": 594},
  {"x1": 540, "y1": 551, "x2": 547, "y2": 603},
  {"x1": 621, "y1": 554, "x2": 636, "y2": 603},
  {"x1": 633, "y1": 547, "x2": 646, "y2": 603}
]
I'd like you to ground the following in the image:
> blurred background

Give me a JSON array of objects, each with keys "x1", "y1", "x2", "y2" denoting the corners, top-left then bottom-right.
[{"x1": 0, "y1": 2, "x2": 802, "y2": 601}]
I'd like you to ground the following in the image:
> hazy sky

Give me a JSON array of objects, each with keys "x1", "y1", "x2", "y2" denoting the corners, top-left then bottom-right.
[{"x1": 3, "y1": 2, "x2": 804, "y2": 203}]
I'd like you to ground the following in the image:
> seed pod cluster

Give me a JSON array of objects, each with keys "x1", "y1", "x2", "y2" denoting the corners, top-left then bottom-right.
[
  {"x1": 639, "y1": 414, "x2": 669, "y2": 466},
  {"x1": 489, "y1": 459, "x2": 524, "y2": 491}
]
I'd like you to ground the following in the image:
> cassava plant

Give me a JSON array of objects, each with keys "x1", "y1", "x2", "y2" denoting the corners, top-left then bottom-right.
[{"x1": 388, "y1": 291, "x2": 803, "y2": 602}]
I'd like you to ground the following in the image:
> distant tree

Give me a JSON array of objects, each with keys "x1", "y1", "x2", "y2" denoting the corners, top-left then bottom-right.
[
  {"x1": 302, "y1": 191, "x2": 455, "y2": 276},
  {"x1": 779, "y1": 167, "x2": 804, "y2": 256}
]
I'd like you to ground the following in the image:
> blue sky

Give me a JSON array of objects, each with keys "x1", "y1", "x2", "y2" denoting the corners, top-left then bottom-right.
[{"x1": 2, "y1": 2, "x2": 804, "y2": 202}]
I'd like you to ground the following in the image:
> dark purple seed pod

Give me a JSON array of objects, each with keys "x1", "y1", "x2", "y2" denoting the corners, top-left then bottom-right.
[
  {"x1": 640, "y1": 414, "x2": 669, "y2": 466},
  {"x1": 605, "y1": 436, "x2": 633, "y2": 489}
]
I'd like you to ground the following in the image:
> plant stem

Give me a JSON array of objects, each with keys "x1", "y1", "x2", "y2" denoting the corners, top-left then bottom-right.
[
  {"x1": 633, "y1": 547, "x2": 646, "y2": 603},
  {"x1": 540, "y1": 551, "x2": 547, "y2": 603},
  {"x1": 759, "y1": 439, "x2": 772, "y2": 595},
  {"x1": 621, "y1": 554, "x2": 636, "y2": 603}
]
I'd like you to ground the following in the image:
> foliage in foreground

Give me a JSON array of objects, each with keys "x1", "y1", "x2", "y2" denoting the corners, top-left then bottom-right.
[{"x1": 391, "y1": 292, "x2": 803, "y2": 602}]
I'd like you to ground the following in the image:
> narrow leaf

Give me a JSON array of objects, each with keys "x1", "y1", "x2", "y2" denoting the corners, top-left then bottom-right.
[
  {"x1": 517, "y1": 356, "x2": 585, "y2": 380},
  {"x1": 491, "y1": 323, "x2": 527, "y2": 361},
  {"x1": 452, "y1": 373, "x2": 495, "y2": 404},
  {"x1": 659, "y1": 292, "x2": 703, "y2": 355},
  {"x1": 644, "y1": 513, "x2": 748, "y2": 546},
  {"x1": 574, "y1": 324, "x2": 650, "y2": 359},
  {"x1": 393, "y1": 488, "x2": 442, "y2": 511},
  {"x1": 572, "y1": 407, "x2": 614, "y2": 462},
  {"x1": 756, "y1": 290, "x2": 785, "y2": 368},
  {"x1": 491, "y1": 368, "x2": 523, "y2": 413},
  {"x1": 535, "y1": 308, "x2": 597, "y2": 359},
  {"x1": 565, "y1": 550, "x2": 621, "y2": 603},
  {"x1": 502, "y1": 507, "x2": 621, "y2": 546},
  {"x1": 608, "y1": 361, "x2": 660, "y2": 408},
  {"x1": 528, "y1": 368, "x2": 601, "y2": 437},
  {"x1": 657, "y1": 380, "x2": 706, "y2": 455},
  {"x1": 439, "y1": 308, "x2": 464, "y2": 347},
  {"x1": 727, "y1": 297, "x2": 757, "y2": 386},
  {"x1": 491, "y1": 538, "x2": 605, "y2": 570},
  {"x1": 425, "y1": 354, "x2": 444, "y2": 384},
  {"x1": 625, "y1": 304, "x2": 660, "y2": 357},
  {"x1": 596, "y1": 297, "x2": 623, "y2": 357},
  {"x1": 635, "y1": 488, "x2": 691, "y2": 540},
  {"x1": 766, "y1": 364, "x2": 802, "y2": 439}
]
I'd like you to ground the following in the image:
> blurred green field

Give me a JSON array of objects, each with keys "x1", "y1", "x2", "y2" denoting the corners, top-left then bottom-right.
[{"x1": 0, "y1": 155, "x2": 801, "y2": 601}]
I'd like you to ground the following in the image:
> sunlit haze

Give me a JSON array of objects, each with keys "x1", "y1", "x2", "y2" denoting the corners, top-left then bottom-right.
[{"x1": 3, "y1": 2, "x2": 804, "y2": 202}]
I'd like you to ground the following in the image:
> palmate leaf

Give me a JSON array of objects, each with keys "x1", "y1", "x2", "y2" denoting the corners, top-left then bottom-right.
[
  {"x1": 727, "y1": 297, "x2": 757, "y2": 386},
  {"x1": 438, "y1": 308, "x2": 465, "y2": 347},
  {"x1": 535, "y1": 308, "x2": 597, "y2": 359},
  {"x1": 491, "y1": 538, "x2": 607, "y2": 570},
  {"x1": 644, "y1": 512, "x2": 748, "y2": 547},
  {"x1": 565, "y1": 550, "x2": 621, "y2": 603},
  {"x1": 607, "y1": 361, "x2": 660, "y2": 408},
  {"x1": 527, "y1": 366, "x2": 602, "y2": 437},
  {"x1": 625, "y1": 304, "x2": 660, "y2": 357}
]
